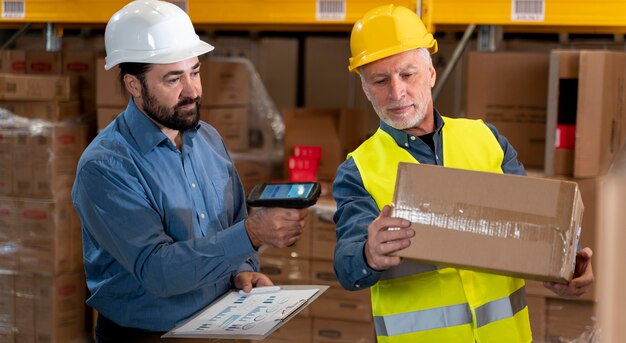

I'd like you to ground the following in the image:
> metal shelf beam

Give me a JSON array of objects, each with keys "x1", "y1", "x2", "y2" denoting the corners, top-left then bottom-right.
[
  {"x1": 0, "y1": 0, "x2": 417, "y2": 30},
  {"x1": 424, "y1": 0, "x2": 626, "y2": 34}
]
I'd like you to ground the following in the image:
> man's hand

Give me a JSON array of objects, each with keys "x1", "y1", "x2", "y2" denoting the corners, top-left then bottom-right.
[
  {"x1": 364, "y1": 205, "x2": 414, "y2": 271},
  {"x1": 544, "y1": 247, "x2": 594, "y2": 299},
  {"x1": 234, "y1": 272, "x2": 274, "y2": 294},
  {"x1": 245, "y1": 208, "x2": 308, "y2": 249}
]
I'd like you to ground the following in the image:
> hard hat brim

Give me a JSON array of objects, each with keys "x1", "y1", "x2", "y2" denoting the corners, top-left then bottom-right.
[
  {"x1": 104, "y1": 40, "x2": 215, "y2": 70},
  {"x1": 348, "y1": 41, "x2": 438, "y2": 73}
]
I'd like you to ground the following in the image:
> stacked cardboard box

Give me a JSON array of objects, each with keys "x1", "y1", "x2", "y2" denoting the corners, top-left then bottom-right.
[
  {"x1": 260, "y1": 198, "x2": 376, "y2": 343},
  {"x1": 467, "y1": 51, "x2": 549, "y2": 170},
  {"x1": 0, "y1": 50, "x2": 91, "y2": 343},
  {"x1": 0, "y1": 273, "x2": 87, "y2": 343},
  {"x1": 95, "y1": 57, "x2": 128, "y2": 130},
  {"x1": 466, "y1": 49, "x2": 626, "y2": 341},
  {"x1": 540, "y1": 50, "x2": 626, "y2": 342}
]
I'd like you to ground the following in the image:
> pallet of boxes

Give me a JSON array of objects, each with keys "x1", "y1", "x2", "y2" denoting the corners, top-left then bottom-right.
[
  {"x1": 0, "y1": 49, "x2": 95, "y2": 343},
  {"x1": 466, "y1": 48, "x2": 626, "y2": 342}
]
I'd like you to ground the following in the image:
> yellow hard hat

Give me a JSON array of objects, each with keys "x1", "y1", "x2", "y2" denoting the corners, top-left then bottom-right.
[{"x1": 348, "y1": 4, "x2": 438, "y2": 73}]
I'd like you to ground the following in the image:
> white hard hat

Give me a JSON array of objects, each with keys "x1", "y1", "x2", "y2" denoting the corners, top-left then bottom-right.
[{"x1": 104, "y1": 0, "x2": 214, "y2": 70}]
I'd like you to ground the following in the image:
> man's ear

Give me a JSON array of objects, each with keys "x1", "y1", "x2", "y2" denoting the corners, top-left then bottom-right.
[
  {"x1": 124, "y1": 74, "x2": 142, "y2": 98},
  {"x1": 429, "y1": 64, "x2": 437, "y2": 89}
]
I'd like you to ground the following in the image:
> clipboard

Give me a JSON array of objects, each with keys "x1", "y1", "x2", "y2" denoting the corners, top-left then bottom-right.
[{"x1": 162, "y1": 285, "x2": 329, "y2": 340}]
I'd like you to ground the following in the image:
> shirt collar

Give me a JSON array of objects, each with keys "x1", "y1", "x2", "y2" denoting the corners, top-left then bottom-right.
[
  {"x1": 380, "y1": 109, "x2": 445, "y2": 146},
  {"x1": 123, "y1": 99, "x2": 200, "y2": 155}
]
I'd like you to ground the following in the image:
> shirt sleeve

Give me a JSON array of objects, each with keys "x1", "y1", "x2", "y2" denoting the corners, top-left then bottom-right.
[
  {"x1": 332, "y1": 157, "x2": 384, "y2": 291},
  {"x1": 485, "y1": 123, "x2": 527, "y2": 176},
  {"x1": 73, "y1": 157, "x2": 257, "y2": 298}
]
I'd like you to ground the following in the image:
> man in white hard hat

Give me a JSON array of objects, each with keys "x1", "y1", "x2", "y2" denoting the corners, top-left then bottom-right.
[
  {"x1": 71, "y1": 1, "x2": 307, "y2": 341},
  {"x1": 332, "y1": 4, "x2": 594, "y2": 342}
]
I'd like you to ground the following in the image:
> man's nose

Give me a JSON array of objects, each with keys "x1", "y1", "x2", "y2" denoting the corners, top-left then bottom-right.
[
  {"x1": 181, "y1": 77, "x2": 200, "y2": 99},
  {"x1": 388, "y1": 77, "x2": 406, "y2": 100}
]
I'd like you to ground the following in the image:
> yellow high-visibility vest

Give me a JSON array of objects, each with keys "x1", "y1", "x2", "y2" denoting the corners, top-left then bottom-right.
[{"x1": 348, "y1": 116, "x2": 532, "y2": 342}]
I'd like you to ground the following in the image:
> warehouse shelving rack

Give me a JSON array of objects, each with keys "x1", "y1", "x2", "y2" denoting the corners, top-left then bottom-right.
[{"x1": 0, "y1": 0, "x2": 624, "y2": 32}]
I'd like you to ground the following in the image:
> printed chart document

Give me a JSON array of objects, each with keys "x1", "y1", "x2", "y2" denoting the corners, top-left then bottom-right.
[{"x1": 163, "y1": 285, "x2": 329, "y2": 340}]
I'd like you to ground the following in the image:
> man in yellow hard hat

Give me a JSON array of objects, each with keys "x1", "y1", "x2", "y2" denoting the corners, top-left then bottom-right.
[
  {"x1": 71, "y1": 1, "x2": 307, "y2": 341},
  {"x1": 332, "y1": 4, "x2": 594, "y2": 342}
]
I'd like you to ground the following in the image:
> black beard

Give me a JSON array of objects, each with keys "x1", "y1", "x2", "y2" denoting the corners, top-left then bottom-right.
[{"x1": 141, "y1": 87, "x2": 201, "y2": 131}]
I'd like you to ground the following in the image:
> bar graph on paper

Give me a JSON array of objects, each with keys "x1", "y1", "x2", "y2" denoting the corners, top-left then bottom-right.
[{"x1": 169, "y1": 288, "x2": 319, "y2": 336}]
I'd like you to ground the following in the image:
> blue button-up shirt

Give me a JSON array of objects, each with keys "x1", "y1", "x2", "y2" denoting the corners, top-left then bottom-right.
[
  {"x1": 332, "y1": 111, "x2": 526, "y2": 291},
  {"x1": 71, "y1": 100, "x2": 257, "y2": 331}
]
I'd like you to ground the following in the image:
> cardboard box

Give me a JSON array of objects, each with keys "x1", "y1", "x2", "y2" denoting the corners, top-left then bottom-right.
[
  {"x1": 17, "y1": 199, "x2": 83, "y2": 274},
  {"x1": 310, "y1": 200, "x2": 337, "y2": 261},
  {"x1": 15, "y1": 274, "x2": 36, "y2": 343},
  {"x1": 392, "y1": 163, "x2": 583, "y2": 283},
  {"x1": 97, "y1": 106, "x2": 123, "y2": 130},
  {"x1": 33, "y1": 154, "x2": 80, "y2": 199},
  {"x1": 312, "y1": 318, "x2": 375, "y2": 343},
  {"x1": 546, "y1": 299, "x2": 596, "y2": 342},
  {"x1": 310, "y1": 288, "x2": 372, "y2": 323},
  {"x1": 0, "y1": 100, "x2": 81, "y2": 121},
  {"x1": 525, "y1": 176, "x2": 601, "y2": 301},
  {"x1": 304, "y1": 37, "x2": 371, "y2": 109},
  {"x1": 527, "y1": 295, "x2": 546, "y2": 343},
  {"x1": 0, "y1": 274, "x2": 15, "y2": 340},
  {"x1": 283, "y1": 108, "x2": 374, "y2": 181},
  {"x1": 0, "y1": 129, "x2": 16, "y2": 153},
  {"x1": 544, "y1": 50, "x2": 580, "y2": 177},
  {"x1": 0, "y1": 49, "x2": 25, "y2": 74},
  {"x1": 575, "y1": 51, "x2": 626, "y2": 178},
  {"x1": 263, "y1": 316, "x2": 312, "y2": 343},
  {"x1": 62, "y1": 50, "x2": 96, "y2": 114},
  {"x1": 0, "y1": 273, "x2": 88, "y2": 343},
  {"x1": 200, "y1": 106, "x2": 249, "y2": 151},
  {"x1": 13, "y1": 151, "x2": 34, "y2": 197},
  {"x1": 467, "y1": 52, "x2": 549, "y2": 169},
  {"x1": 256, "y1": 37, "x2": 298, "y2": 111},
  {"x1": 0, "y1": 73, "x2": 77, "y2": 101},
  {"x1": 30, "y1": 123, "x2": 87, "y2": 157},
  {"x1": 231, "y1": 152, "x2": 275, "y2": 199},
  {"x1": 35, "y1": 273, "x2": 87, "y2": 343},
  {"x1": 25, "y1": 51, "x2": 62, "y2": 74},
  {"x1": 95, "y1": 57, "x2": 129, "y2": 107},
  {"x1": 259, "y1": 255, "x2": 311, "y2": 285},
  {"x1": 0, "y1": 197, "x2": 18, "y2": 240},
  {"x1": 311, "y1": 259, "x2": 340, "y2": 289},
  {"x1": 0, "y1": 153, "x2": 13, "y2": 196},
  {"x1": 201, "y1": 59, "x2": 249, "y2": 106}
]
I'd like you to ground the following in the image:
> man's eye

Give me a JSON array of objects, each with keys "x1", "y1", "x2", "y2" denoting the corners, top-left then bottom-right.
[{"x1": 166, "y1": 78, "x2": 180, "y2": 84}]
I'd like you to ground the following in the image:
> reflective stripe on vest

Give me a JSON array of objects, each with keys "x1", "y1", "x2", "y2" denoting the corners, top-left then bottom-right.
[
  {"x1": 475, "y1": 286, "x2": 527, "y2": 328},
  {"x1": 379, "y1": 259, "x2": 440, "y2": 281},
  {"x1": 373, "y1": 285, "x2": 527, "y2": 336},
  {"x1": 348, "y1": 116, "x2": 532, "y2": 342}
]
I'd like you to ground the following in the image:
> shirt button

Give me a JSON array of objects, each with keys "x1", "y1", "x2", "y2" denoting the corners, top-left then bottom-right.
[
  {"x1": 404, "y1": 142, "x2": 409, "y2": 147},
  {"x1": 355, "y1": 284, "x2": 361, "y2": 288},
  {"x1": 200, "y1": 213, "x2": 206, "y2": 219},
  {"x1": 362, "y1": 268, "x2": 367, "y2": 275},
  {"x1": 191, "y1": 183, "x2": 197, "y2": 188},
  {"x1": 410, "y1": 136, "x2": 416, "y2": 141}
]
